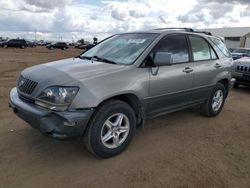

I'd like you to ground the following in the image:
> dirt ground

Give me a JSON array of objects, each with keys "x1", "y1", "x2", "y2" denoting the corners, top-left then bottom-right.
[{"x1": 0, "y1": 47, "x2": 250, "y2": 188}]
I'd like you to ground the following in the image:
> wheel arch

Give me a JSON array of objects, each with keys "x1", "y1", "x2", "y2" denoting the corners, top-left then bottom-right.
[
  {"x1": 212, "y1": 70, "x2": 231, "y2": 97},
  {"x1": 97, "y1": 93, "x2": 145, "y2": 128},
  {"x1": 217, "y1": 78, "x2": 230, "y2": 97}
]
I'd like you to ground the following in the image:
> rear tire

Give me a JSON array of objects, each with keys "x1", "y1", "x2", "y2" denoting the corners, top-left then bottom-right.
[
  {"x1": 3, "y1": 44, "x2": 7, "y2": 48},
  {"x1": 84, "y1": 100, "x2": 136, "y2": 158},
  {"x1": 201, "y1": 83, "x2": 226, "y2": 117}
]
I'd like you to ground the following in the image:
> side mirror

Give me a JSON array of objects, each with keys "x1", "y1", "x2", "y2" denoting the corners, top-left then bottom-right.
[{"x1": 154, "y1": 52, "x2": 173, "y2": 66}]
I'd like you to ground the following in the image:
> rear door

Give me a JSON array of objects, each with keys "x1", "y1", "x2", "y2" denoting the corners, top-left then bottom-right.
[
  {"x1": 15, "y1": 40, "x2": 21, "y2": 47},
  {"x1": 147, "y1": 34, "x2": 196, "y2": 116},
  {"x1": 8, "y1": 40, "x2": 15, "y2": 47},
  {"x1": 55, "y1": 42, "x2": 61, "y2": 48},
  {"x1": 61, "y1": 43, "x2": 66, "y2": 48},
  {"x1": 188, "y1": 35, "x2": 221, "y2": 100},
  {"x1": 16, "y1": 40, "x2": 21, "y2": 47}
]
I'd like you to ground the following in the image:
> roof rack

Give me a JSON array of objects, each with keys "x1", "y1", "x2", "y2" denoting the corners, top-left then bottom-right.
[
  {"x1": 153, "y1": 28, "x2": 213, "y2": 36},
  {"x1": 193, "y1": 31, "x2": 212, "y2": 36},
  {"x1": 154, "y1": 28, "x2": 194, "y2": 32}
]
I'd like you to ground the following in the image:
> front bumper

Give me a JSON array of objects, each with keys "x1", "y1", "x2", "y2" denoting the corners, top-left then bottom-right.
[
  {"x1": 233, "y1": 72, "x2": 250, "y2": 86},
  {"x1": 234, "y1": 77, "x2": 250, "y2": 86},
  {"x1": 9, "y1": 88, "x2": 94, "y2": 139}
]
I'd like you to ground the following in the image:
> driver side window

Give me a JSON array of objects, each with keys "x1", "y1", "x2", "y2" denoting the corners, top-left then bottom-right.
[{"x1": 154, "y1": 35, "x2": 189, "y2": 64}]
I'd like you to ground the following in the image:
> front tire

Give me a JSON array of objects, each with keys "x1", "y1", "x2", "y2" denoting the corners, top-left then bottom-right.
[
  {"x1": 84, "y1": 100, "x2": 136, "y2": 158},
  {"x1": 201, "y1": 83, "x2": 226, "y2": 117}
]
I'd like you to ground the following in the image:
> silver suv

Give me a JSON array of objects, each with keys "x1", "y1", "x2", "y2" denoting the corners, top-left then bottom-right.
[
  {"x1": 233, "y1": 57, "x2": 250, "y2": 87},
  {"x1": 9, "y1": 28, "x2": 235, "y2": 158}
]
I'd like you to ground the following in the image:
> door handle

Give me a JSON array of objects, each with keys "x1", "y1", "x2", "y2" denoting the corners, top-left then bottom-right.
[
  {"x1": 214, "y1": 63, "x2": 222, "y2": 68},
  {"x1": 183, "y1": 67, "x2": 193, "y2": 73}
]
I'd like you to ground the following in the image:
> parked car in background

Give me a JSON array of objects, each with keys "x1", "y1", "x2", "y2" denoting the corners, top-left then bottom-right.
[
  {"x1": 75, "y1": 43, "x2": 96, "y2": 50},
  {"x1": 46, "y1": 42, "x2": 69, "y2": 50},
  {"x1": 75, "y1": 43, "x2": 84, "y2": 49},
  {"x1": 1, "y1": 39, "x2": 28, "y2": 49},
  {"x1": 83, "y1": 43, "x2": 96, "y2": 50},
  {"x1": 68, "y1": 43, "x2": 73, "y2": 46},
  {"x1": 233, "y1": 57, "x2": 250, "y2": 88},
  {"x1": 27, "y1": 41, "x2": 37, "y2": 47},
  {"x1": 9, "y1": 28, "x2": 235, "y2": 158},
  {"x1": 0, "y1": 39, "x2": 7, "y2": 46},
  {"x1": 36, "y1": 40, "x2": 51, "y2": 46},
  {"x1": 231, "y1": 48, "x2": 250, "y2": 60},
  {"x1": 229, "y1": 48, "x2": 237, "y2": 53},
  {"x1": 36, "y1": 40, "x2": 45, "y2": 46}
]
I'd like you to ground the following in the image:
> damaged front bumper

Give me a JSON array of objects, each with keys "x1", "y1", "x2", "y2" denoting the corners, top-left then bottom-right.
[{"x1": 9, "y1": 87, "x2": 94, "y2": 139}]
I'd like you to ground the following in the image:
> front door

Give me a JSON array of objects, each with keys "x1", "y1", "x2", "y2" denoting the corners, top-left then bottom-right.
[{"x1": 147, "y1": 34, "x2": 195, "y2": 116}]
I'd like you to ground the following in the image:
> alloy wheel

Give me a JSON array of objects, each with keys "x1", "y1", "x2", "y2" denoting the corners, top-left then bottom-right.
[
  {"x1": 212, "y1": 89, "x2": 223, "y2": 112},
  {"x1": 101, "y1": 113, "x2": 130, "y2": 149}
]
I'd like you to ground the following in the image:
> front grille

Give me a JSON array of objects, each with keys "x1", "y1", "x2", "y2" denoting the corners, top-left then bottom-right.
[
  {"x1": 17, "y1": 76, "x2": 38, "y2": 95},
  {"x1": 235, "y1": 65, "x2": 250, "y2": 73}
]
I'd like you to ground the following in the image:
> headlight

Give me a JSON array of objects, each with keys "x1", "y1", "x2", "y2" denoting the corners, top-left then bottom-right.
[{"x1": 35, "y1": 86, "x2": 79, "y2": 111}]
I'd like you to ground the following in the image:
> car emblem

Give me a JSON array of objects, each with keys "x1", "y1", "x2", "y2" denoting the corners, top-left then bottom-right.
[{"x1": 18, "y1": 80, "x2": 25, "y2": 87}]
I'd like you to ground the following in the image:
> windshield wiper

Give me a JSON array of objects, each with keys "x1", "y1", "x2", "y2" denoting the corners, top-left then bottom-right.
[
  {"x1": 91, "y1": 56, "x2": 117, "y2": 64},
  {"x1": 78, "y1": 55, "x2": 91, "y2": 60}
]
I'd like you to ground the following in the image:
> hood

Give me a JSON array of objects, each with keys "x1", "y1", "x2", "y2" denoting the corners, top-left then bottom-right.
[
  {"x1": 234, "y1": 57, "x2": 250, "y2": 66},
  {"x1": 21, "y1": 57, "x2": 127, "y2": 86},
  {"x1": 44, "y1": 58, "x2": 126, "y2": 80},
  {"x1": 231, "y1": 53, "x2": 244, "y2": 56}
]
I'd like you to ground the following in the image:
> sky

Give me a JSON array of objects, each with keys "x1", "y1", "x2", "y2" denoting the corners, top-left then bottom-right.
[{"x1": 0, "y1": 0, "x2": 249, "y2": 42}]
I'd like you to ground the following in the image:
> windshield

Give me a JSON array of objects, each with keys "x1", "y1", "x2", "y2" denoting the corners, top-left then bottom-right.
[
  {"x1": 233, "y1": 49, "x2": 250, "y2": 54},
  {"x1": 80, "y1": 33, "x2": 158, "y2": 65}
]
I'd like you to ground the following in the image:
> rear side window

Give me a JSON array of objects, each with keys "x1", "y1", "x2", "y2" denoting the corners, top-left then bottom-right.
[
  {"x1": 211, "y1": 49, "x2": 217, "y2": 59},
  {"x1": 155, "y1": 35, "x2": 189, "y2": 64},
  {"x1": 209, "y1": 37, "x2": 231, "y2": 57},
  {"x1": 189, "y1": 36, "x2": 217, "y2": 61}
]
